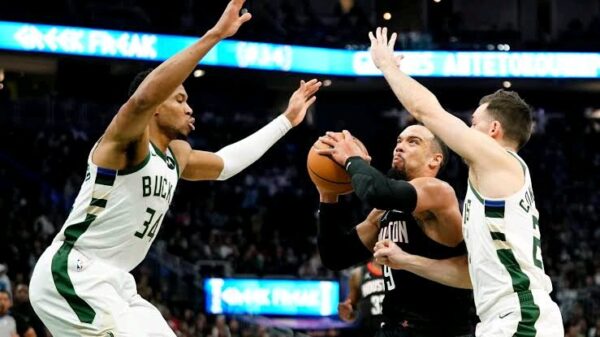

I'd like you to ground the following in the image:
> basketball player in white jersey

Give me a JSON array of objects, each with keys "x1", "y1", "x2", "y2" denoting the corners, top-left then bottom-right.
[
  {"x1": 367, "y1": 27, "x2": 564, "y2": 336},
  {"x1": 28, "y1": 1, "x2": 321, "y2": 336}
]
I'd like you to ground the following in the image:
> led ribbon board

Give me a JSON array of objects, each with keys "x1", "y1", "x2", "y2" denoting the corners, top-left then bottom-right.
[
  {"x1": 204, "y1": 278, "x2": 339, "y2": 316},
  {"x1": 1, "y1": 21, "x2": 600, "y2": 78}
]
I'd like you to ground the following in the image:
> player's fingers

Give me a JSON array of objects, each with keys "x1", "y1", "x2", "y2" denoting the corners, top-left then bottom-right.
[
  {"x1": 376, "y1": 27, "x2": 382, "y2": 44},
  {"x1": 368, "y1": 31, "x2": 376, "y2": 44},
  {"x1": 341, "y1": 130, "x2": 353, "y2": 140},
  {"x1": 238, "y1": 12, "x2": 252, "y2": 24},
  {"x1": 326, "y1": 131, "x2": 343, "y2": 141},
  {"x1": 305, "y1": 96, "x2": 317, "y2": 108},
  {"x1": 382, "y1": 27, "x2": 388, "y2": 45},
  {"x1": 305, "y1": 82, "x2": 322, "y2": 96},
  {"x1": 315, "y1": 148, "x2": 335, "y2": 156},
  {"x1": 318, "y1": 136, "x2": 336, "y2": 146},
  {"x1": 388, "y1": 32, "x2": 397, "y2": 50}
]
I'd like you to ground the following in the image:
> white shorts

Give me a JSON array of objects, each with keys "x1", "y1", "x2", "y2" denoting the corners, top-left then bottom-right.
[
  {"x1": 29, "y1": 242, "x2": 175, "y2": 337},
  {"x1": 475, "y1": 290, "x2": 564, "y2": 337}
]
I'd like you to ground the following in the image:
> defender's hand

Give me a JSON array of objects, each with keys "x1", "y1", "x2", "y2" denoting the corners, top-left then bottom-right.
[
  {"x1": 373, "y1": 239, "x2": 410, "y2": 269},
  {"x1": 368, "y1": 27, "x2": 402, "y2": 70},
  {"x1": 209, "y1": 0, "x2": 252, "y2": 39},
  {"x1": 283, "y1": 79, "x2": 322, "y2": 127}
]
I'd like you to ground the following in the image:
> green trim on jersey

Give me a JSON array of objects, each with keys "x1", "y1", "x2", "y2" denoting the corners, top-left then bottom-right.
[
  {"x1": 487, "y1": 197, "x2": 540, "y2": 336},
  {"x1": 515, "y1": 291, "x2": 541, "y2": 337},
  {"x1": 468, "y1": 181, "x2": 484, "y2": 203},
  {"x1": 51, "y1": 168, "x2": 115, "y2": 324},
  {"x1": 496, "y1": 249, "x2": 540, "y2": 336},
  {"x1": 118, "y1": 152, "x2": 151, "y2": 176},
  {"x1": 507, "y1": 151, "x2": 527, "y2": 175},
  {"x1": 168, "y1": 146, "x2": 180, "y2": 177},
  {"x1": 490, "y1": 231, "x2": 506, "y2": 241},
  {"x1": 51, "y1": 214, "x2": 98, "y2": 324},
  {"x1": 485, "y1": 204, "x2": 506, "y2": 218},
  {"x1": 90, "y1": 198, "x2": 107, "y2": 208},
  {"x1": 151, "y1": 142, "x2": 178, "y2": 173},
  {"x1": 151, "y1": 141, "x2": 167, "y2": 161}
]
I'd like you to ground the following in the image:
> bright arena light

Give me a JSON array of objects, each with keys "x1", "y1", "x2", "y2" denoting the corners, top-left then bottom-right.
[
  {"x1": 383, "y1": 12, "x2": 392, "y2": 21},
  {"x1": 502, "y1": 81, "x2": 512, "y2": 88},
  {"x1": 193, "y1": 69, "x2": 205, "y2": 78}
]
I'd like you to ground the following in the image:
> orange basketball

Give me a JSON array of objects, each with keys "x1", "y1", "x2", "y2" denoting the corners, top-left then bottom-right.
[{"x1": 307, "y1": 132, "x2": 368, "y2": 195}]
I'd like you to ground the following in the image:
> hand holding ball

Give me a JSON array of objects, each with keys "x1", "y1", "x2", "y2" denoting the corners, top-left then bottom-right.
[{"x1": 307, "y1": 131, "x2": 369, "y2": 195}]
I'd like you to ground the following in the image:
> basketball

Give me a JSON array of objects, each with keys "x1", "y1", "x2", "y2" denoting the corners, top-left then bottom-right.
[{"x1": 307, "y1": 132, "x2": 368, "y2": 195}]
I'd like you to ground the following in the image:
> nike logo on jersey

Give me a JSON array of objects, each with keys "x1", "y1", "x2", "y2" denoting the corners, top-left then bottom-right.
[{"x1": 499, "y1": 311, "x2": 513, "y2": 319}]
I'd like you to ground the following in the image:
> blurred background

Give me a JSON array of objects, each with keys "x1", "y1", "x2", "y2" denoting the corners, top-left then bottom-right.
[{"x1": 1, "y1": 0, "x2": 600, "y2": 336}]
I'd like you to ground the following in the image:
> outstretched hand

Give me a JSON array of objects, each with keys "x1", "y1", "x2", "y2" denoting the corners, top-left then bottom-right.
[
  {"x1": 373, "y1": 239, "x2": 410, "y2": 269},
  {"x1": 283, "y1": 79, "x2": 322, "y2": 127},
  {"x1": 210, "y1": 0, "x2": 252, "y2": 39},
  {"x1": 316, "y1": 130, "x2": 371, "y2": 167},
  {"x1": 369, "y1": 27, "x2": 403, "y2": 70}
]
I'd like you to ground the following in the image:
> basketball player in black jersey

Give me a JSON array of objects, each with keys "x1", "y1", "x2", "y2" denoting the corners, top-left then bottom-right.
[
  {"x1": 339, "y1": 261, "x2": 385, "y2": 337},
  {"x1": 315, "y1": 125, "x2": 474, "y2": 337}
]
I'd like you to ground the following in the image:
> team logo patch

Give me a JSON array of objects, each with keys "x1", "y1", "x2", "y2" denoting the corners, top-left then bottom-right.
[{"x1": 166, "y1": 157, "x2": 176, "y2": 170}]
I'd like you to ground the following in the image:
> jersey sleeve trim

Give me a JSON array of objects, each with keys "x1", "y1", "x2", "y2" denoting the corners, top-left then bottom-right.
[{"x1": 118, "y1": 152, "x2": 151, "y2": 176}]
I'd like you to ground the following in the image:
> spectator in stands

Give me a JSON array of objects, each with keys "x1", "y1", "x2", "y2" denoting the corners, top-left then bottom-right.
[{"x1": 12, "y1": 284, "x2": 46, "y2": 337}]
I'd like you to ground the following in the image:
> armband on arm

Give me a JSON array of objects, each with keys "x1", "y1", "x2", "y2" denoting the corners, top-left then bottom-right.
[
  {"x1": 215, "y1": 115, "x2": 292, "y2": 180},
  {"x1": 345, "y1": 157, "x2": 417, "y2": 211}
]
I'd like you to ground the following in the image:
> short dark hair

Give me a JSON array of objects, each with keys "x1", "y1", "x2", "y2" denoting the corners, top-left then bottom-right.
[
  {"x1": 479, "y1": 90, "x2": 533, "y2": 150},
  {"x1": 128, "y1": 68, "x2": 154, "y2": 97},
  {"x1": 431, "y1": 133, "x2": 449, "y2": 170}
]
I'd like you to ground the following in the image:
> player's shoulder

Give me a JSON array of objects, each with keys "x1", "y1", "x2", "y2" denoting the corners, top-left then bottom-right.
[
  {"x1": 411, "y1": 176, "x2": 456, "y2": 195},
  {"x1": 168, "y1": 140, "x2": 192, "y2": 156}
]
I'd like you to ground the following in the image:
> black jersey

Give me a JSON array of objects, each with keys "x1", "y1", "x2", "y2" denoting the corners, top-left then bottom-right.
[
  {"x1": 356, "y1": 263, "x2": 386, "y2": 336},
  {"x1": 378, "y1": 209, "x2": 474, "y2": 335}
]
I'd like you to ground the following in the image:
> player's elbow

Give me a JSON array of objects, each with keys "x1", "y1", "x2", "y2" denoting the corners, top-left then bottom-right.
[{"x1": 317, "y1": 239, "x2": 350, "y2": 271}]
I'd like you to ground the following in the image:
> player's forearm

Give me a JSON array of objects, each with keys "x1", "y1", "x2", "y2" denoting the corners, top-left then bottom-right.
[
  {"x1": 345, "y1": 157, "x2": 417, "y2": 211},
  {"x1": 317, "y1": 203, "x2": 372, "y2": 271},
  {"x1": 379, "y1": 62, "x2": 442, "y2": 123},
  {"x1": 402, "y1": 254, "x2": 472, "y2": 289},
  {"x1": 131, "y1": 32, "x2": 221, "y2": 109},
  {"x1": 214, "y1": 115, "x2": 292, "y2": 180}
]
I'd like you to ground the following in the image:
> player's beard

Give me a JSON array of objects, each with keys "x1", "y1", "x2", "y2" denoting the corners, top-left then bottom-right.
[{"x1": 387, "y1": 167, "x2": 407, "y2": 180}]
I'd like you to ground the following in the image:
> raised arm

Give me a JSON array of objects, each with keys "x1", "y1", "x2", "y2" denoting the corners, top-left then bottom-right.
[
  {"x1": 368, "y1": 28, "x2": 509, "y2": 171},
  {"x1": 374, "y1": 239, "x2": 472, "y2": 289},
  {"x1": 95, "y1": 0, "x2": 252, "y2": 169},
  {"x1": 170, "y1": 79, "x2": 321, "y2": 181}
]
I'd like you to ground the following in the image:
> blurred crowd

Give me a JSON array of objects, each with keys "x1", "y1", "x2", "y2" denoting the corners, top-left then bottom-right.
[{"x1": 1, "y1": 86, "x2": 599, "y2": 337}]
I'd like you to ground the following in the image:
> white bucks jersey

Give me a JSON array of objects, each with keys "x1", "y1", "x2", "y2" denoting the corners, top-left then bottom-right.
[
  {"x1": 53, "y1": 142, "x2": 179, "y2": 271},
  {"x1": 462, "y1": 151, "x2": 553, "y2": 317}
]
